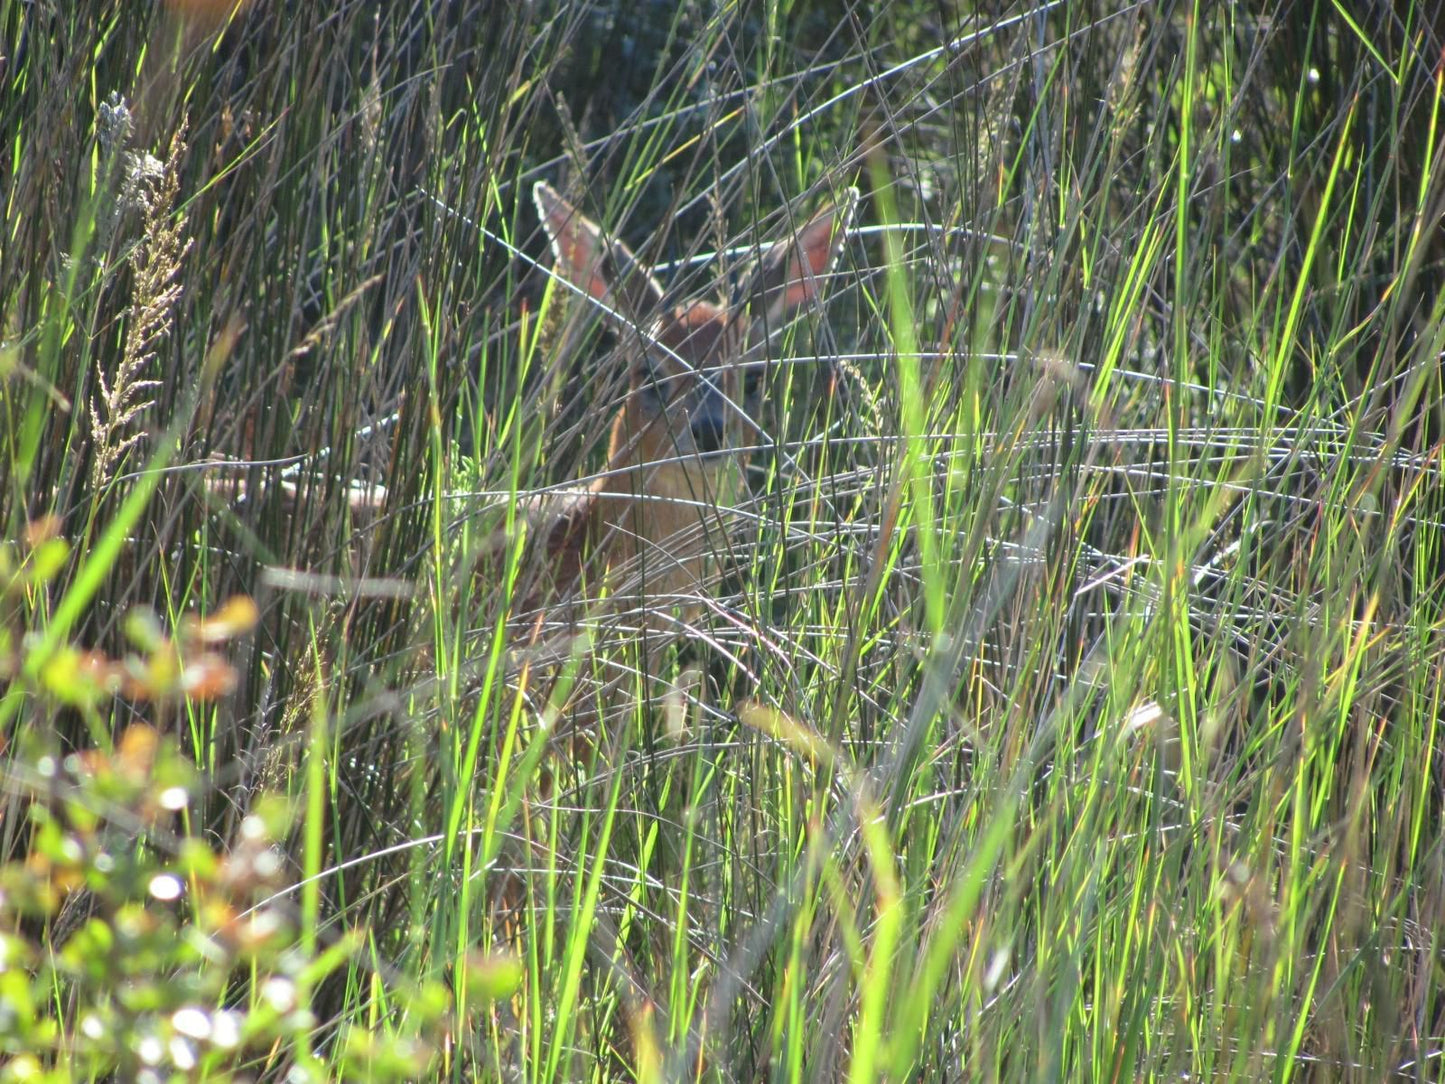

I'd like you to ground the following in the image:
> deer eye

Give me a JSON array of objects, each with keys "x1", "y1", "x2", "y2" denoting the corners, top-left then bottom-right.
[
  {"x1": 638, "y1": 352, "x2": 670, "y2": 409},
  {"x1": 741, "y1": 365, "x2": 764, "y2": 404},
  {"x1": 637, "y1": 380, "x2": 664, "y2": 411}
]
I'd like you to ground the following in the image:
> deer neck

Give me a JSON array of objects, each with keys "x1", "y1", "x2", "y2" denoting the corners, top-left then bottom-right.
[{"x1": 592, "y1": 412, "x2": 721, "y2": 601}]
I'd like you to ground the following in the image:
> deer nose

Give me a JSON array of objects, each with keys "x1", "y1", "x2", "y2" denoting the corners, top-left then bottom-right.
[{"x1": 689, "y1": 407, "x2": 728, "y2": 453}]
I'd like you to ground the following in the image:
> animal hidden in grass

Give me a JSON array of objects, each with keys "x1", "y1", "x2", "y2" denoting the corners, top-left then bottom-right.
[{"x1": 497, "y1": 180, "x2": 857, "y2": 727}]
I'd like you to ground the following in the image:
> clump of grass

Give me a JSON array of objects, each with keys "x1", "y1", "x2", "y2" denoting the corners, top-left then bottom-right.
[
  {"x1": 0, "y1": 527, "x2": 457, "y2": 1079},
  {"x1": 4, "y1": 3, "x2": 1445, "y2": 1081}
]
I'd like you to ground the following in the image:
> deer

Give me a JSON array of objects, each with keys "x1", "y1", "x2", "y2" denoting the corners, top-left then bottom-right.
[
  {"x1": 492, "y1": 181, "x2": 857, "y2": 725},
  {"x1": 474, "y1": 183, "x2": 856, "y2": 943}
]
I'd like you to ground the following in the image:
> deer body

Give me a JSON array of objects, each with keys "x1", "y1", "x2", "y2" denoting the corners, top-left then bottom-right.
[{"x1": 520, "y1": 181, "x2": 856, "y2": 659}]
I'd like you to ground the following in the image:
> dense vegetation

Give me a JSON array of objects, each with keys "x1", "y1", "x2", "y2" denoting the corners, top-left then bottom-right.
[{"x1": 2, "y1": 1, "x2": 1443, "y2": 1079}]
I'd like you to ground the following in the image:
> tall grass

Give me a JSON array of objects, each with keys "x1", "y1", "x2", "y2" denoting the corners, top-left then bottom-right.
[{"x1": 2, "y1": 1, "x2": 1443, "y2": 1080}]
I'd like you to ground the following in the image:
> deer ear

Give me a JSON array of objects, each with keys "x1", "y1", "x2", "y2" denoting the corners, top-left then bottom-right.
[
  {"x1": 534, "y1": 182, "x2": 666, "y2": 327},
  {"x1": 741, "y1": 186, "x2": 858, "y2": 336}
]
